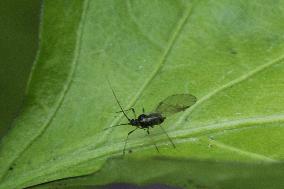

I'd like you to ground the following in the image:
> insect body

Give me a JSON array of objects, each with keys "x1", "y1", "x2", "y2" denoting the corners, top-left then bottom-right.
[
  {"x1": 105, "y1": 81, "x2": 197, "y2": 155},
  {"x1": 130, "y1": 113, "x2": 165, "y2": 128}
]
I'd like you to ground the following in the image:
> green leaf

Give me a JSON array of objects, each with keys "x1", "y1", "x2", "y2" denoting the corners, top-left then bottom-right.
[
  {"x1": 1, "y1": 0, "x2": 284, "y2": 188},
  {"x1": 30, "y1": 158, "x2": 284, "y2": 189}
]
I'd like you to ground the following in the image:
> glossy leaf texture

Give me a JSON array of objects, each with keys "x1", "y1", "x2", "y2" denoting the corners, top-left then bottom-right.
[{"x1": 1, "y1": 0, "x2": 284, "y2": 188}]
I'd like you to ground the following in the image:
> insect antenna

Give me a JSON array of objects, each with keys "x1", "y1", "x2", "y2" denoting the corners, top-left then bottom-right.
[
  {"x1": 158, "y1": 125, "x2": 176, "y2": 148},
  {"x1": 103, "y1": 123, "x2": 130, "y2": 130},
  {"x1": 107, "y1": 79, "x2": 131, "y2": 121}
]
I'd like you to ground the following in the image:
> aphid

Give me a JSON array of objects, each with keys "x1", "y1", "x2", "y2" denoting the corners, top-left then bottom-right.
[{"x1": 105, "y1": 81, "x2": 197, "y2": 155}]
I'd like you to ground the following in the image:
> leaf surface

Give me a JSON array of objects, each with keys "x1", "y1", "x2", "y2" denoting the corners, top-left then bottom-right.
[
  {"x1": 30, "y1": 158, "x2": 284, "y2": 189},
  {"x1": 1, "y1": 0, "x2": 284, "y2": 188}
]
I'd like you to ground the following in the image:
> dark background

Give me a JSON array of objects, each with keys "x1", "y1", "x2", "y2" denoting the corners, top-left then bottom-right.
[{"x1": 0, "y1": 0, "x2": 41, "y2": 138}]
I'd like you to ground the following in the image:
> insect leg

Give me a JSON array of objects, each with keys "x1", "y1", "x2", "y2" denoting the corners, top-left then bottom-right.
[
  {"x1": 142, "y1": 107, "x2": 145, "y2": 113},
  {"x1": 146, "y1": 128, "x2": 159, "y2": 153},
  {"x1": 130, "y1": 108, "x2": 137, "y2": 119},
  {"x1": 123, "y1": 127, "x2": 139, "y2": 155},
  {"x1": 158, "y1": 125, "x2": 176, "y2": 148}
]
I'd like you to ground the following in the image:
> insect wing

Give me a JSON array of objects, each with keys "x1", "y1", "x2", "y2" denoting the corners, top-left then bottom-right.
[{"x1": 155, "y1": 94, "x2": 197, "y2": 116}]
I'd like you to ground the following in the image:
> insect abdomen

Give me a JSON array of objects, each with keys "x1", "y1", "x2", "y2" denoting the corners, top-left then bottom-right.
[{"x1": 140, "y1": 113, "x2": 165, "y2": 128}]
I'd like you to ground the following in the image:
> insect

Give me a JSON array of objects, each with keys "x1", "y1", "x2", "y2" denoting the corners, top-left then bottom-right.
[{"x1": 105, "y1": 81, "x2": 197, "y2": 155}]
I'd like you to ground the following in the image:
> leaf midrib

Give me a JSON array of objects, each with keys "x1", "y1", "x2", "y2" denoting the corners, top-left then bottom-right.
[{"x1": 4, "y1": 113, "x2": 282, "y2": 189}]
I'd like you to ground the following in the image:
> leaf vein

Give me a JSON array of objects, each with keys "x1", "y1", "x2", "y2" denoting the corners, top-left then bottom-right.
[
  {"x1": 174, "y1": 54, "x2": 284, "y2": 128},
  {"x1": 7, "y1": 114, "x2": 284, "y2": 188},
  {"x1": 208, "y1": 139, "x2": 278, "y2": 162},
  {"x1": 126, "y1": 0, "x2": 165, "y2": 50}
]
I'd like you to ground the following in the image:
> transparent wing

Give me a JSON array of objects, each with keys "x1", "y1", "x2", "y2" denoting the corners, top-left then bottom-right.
[{"x1": 155, "y1": 94, "x2": 197, "y2": 116}]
